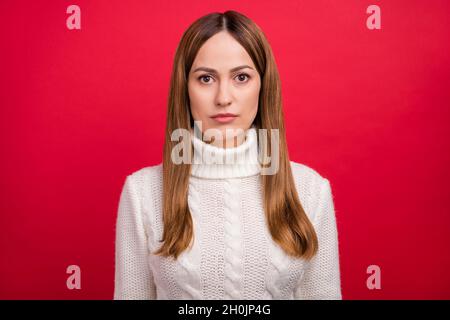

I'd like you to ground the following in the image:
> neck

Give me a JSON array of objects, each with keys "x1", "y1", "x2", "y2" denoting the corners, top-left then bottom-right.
[
  {"x1": 204, "y1": 131, "x2": 248, "y2": 148},
  {"x1": 190, "y1": 126, "x2": 261, "y2": 179}
]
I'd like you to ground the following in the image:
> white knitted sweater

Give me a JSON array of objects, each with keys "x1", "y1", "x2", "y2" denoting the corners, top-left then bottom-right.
[{"x1": 114, "y1": 128, "x2": 342, "y2": 300}]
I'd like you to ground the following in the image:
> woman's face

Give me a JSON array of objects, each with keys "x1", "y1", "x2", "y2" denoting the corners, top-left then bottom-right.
[{"x1": 188, "y1": 31, "x2": 261, "y2": 148}]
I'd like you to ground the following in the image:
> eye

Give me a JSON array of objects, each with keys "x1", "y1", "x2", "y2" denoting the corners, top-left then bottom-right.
[
  {"x1": 198, "y1": 75, "x2": 214, "y2": 84},
  {"x1": 235, "y1": 73, "x2": 250, "y2": 83}
]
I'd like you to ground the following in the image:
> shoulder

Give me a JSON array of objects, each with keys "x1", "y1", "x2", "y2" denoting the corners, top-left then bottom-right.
[
  {"x1": 289, "y1": 161, "x2": 328, "y2": 185},
  {"x1": 123, "y1": 163, "x2": 163, "y2": 223},
  {"x1": 124, "y1": 163, "x2": 163, "y2": 197},
  {"x1": 289, "y1": 160, "x2": 333, "y2": 223},
  {"x1": 128, "y1": 163, "x2": 163, "y2": 182}
]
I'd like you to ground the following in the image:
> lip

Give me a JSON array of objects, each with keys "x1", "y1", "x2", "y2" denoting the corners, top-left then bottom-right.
[{"x1": 211, "y1": 113, "x2": 238, "y2": 124}]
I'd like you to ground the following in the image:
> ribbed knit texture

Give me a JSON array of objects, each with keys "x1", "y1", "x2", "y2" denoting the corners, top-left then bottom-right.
[{"x1": 114, "y1": 127, "x2": 342, "y2": 300}]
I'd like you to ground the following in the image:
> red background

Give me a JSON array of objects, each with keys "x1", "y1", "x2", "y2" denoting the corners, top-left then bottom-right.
[{"x1": 1, "y1": 0, "x2": 449, "y2": 299}]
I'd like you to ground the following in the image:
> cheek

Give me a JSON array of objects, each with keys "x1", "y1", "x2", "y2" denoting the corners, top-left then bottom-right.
[
  {"x1": 241, "y1": 81, "x2": 260, "y2": 110},
  {"x1": 188, "y1": 84, "x2": 211, "y2": 119}
]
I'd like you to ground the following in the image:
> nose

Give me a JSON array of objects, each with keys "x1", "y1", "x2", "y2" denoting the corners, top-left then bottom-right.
[{"x1": 215, "y1": 81, "x2": 232, "y2": 107}]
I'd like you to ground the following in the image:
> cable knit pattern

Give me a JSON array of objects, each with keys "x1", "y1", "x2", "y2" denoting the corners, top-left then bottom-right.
[
  {"x1": 264, "y1": 240, "x2": 308, "y2": 299},
  {"x1": 175, "y1": 179, "x2": 203, "y2": 299},
  {"x1": 264, "y1": 241, "x2": 292, "y2": 299},
  {"x1": 114, "y1": 127, "x2": 342, "y2": 300},
  {"x1": 223, "y1": 178, "x2": 244, "y2": 299}
]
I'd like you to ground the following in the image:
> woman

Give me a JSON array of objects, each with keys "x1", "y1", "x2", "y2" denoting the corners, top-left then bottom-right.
[{"x1": 114, "y1": 10, "x2": 342, "y2": 300}]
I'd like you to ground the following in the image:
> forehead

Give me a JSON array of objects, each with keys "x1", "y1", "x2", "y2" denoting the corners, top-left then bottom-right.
[{"x1": 192, "y1": 31, "x2": 256, "y2": 71}]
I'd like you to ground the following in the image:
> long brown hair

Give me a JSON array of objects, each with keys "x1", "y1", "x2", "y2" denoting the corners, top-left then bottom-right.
[{"x1": 154, "y1": 10, "x2": 318, "y2": 260}]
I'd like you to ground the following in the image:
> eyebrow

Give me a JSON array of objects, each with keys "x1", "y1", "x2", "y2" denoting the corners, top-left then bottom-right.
[{"x1": 191, "y1": 65, "x2": 254, "y2": 74}]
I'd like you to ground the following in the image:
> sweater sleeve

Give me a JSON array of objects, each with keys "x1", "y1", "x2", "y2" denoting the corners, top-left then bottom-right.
[
  {"x1": 113, "y1": 175, "x2": 157, "y2": 300},
  {"x1": 294, "y1": 178, "x2": 342, "y2": 300}
]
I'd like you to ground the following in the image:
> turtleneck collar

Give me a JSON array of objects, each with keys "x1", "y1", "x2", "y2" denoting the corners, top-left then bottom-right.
[{"x1": 190, "y1": 126, "x2": 261, "y2": 179}]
